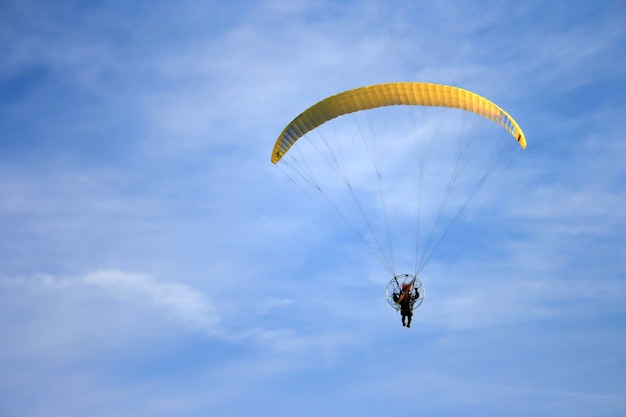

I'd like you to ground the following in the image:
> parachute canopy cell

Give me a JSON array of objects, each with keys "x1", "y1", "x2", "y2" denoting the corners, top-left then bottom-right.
[{"x1": 271, "y1": 82, "x2": 526, "y2": 163}]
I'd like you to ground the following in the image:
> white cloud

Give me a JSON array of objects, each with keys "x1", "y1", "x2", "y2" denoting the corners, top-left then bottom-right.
[
  {"x1": 0, "y1": 269, "x2": 220, "y2": 360},
  {"x1": 82, "y1": 269, "x2": 220, "y2": 333}
]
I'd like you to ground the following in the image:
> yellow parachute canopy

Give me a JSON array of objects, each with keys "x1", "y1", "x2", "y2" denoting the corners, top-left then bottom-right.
[{"x1": 271, "y1": 82, "x2": 526, "y2": 163}]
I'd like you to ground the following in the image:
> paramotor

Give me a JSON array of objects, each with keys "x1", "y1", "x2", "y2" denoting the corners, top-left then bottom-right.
[{"x1": 271, "y1": 82, "x2": 526, "y2": 313}]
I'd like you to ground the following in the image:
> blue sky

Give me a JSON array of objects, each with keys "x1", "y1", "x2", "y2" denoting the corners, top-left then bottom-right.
[{"x1": 1, "y1": 1, "x2": 625, "y2": 416}]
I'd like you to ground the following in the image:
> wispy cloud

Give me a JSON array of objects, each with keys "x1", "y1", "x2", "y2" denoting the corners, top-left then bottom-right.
[
  {"x1": 0, "y1": 270, "x2": 220, "y2": 356},
  {"x1": 82, "y1": 269, "x2": 220, "y2": 332}
]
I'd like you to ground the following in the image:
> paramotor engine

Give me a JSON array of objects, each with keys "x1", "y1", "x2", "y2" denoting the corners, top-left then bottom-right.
[{"x1": 386, "y1": 274, "x2": 425, "y2": 311}]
